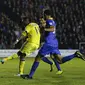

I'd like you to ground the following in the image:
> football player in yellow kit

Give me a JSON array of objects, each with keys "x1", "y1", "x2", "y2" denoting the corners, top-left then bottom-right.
[{"x1": 0, "y1": 22, "x2": 40, "y2": 76}]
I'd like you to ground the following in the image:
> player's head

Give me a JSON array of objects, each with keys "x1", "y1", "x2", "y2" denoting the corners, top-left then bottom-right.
[
  {"x1": 22, "y1": 17, "x2": 30, "y2": 26},
  {"x1": 44, "y1": 9, "x2": 52, "y2": 19}
]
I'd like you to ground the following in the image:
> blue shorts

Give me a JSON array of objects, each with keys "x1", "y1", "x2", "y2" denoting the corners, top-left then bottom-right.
[{"x1": 39, "y1": 43, "x2": 61, "y2": 56}]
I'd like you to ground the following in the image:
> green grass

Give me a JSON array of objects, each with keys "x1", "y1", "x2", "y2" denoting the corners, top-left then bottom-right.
[{"x1": 0, "y1": 58, "x2": 85, "y2": 85}]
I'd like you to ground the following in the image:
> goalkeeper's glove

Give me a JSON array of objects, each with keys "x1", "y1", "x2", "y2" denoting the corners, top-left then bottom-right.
[{"x1": 13, "y1": 39, "x2": 19, "y2": 46}]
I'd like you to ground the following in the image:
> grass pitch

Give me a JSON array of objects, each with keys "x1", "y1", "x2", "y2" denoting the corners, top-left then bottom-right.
[{"x1": 0, "y1": 57, "x2": 85, "y2": 85}]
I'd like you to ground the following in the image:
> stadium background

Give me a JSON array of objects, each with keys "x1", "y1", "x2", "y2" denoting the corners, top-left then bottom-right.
[{"x1": 0, "y1": 0, "x2": 85, "y2": 49}]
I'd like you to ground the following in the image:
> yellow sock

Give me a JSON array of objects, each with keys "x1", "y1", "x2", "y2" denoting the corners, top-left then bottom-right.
[
  {"x1": 19, "y1": 60, "x2": 25, "y2": 75},
  {"x1": 3, "y1": 53, "x2": 18, "y2": 62}
]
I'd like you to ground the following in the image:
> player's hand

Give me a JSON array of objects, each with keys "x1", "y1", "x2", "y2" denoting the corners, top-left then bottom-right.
[
  {"x1": 13, "y1": 39, "x2": 19, "y2": 47},
  {"x1": 40, "y1": 18, "x2": 46, "y2": 28}
]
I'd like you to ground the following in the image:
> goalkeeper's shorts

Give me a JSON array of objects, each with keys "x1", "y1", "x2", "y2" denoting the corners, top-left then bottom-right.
[{"x1": 20, "y1": 42, "x2": 39, "y2": 56}]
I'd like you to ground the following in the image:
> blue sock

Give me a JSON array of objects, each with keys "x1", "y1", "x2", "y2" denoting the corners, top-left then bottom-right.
[
  {"x1": 29, "y1": 61, "x2": 39, "y2": 77},
  {"x1": 52, "y1": 58, "x2": 61, "y2": 71},
  {"x1": 62, "y1": 54, "x2": 75, "y2": 63},
  {"x1": 41, "y1": 57, "x2": 53, "y2": 65}
]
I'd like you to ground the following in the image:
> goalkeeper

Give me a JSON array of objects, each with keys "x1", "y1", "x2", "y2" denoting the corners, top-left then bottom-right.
[{"x1": 0, "y1": 22, "x2": 41, "y2": 76}]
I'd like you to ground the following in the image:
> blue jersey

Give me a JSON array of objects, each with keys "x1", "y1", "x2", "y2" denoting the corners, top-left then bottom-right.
[
  {"x1": 44, "y1": 19, "x2": 58, "y2": 47},
  {"x1": 39, "y1": 19, "x2": 61, "y2": 56}
]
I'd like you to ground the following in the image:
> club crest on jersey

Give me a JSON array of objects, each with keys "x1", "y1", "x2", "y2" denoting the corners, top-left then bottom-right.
[{"x1": 49, "y1": 22, "x2": 53, "y2": 25}]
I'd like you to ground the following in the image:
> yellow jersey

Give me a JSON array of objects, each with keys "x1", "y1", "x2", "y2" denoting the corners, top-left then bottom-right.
[{"x1": 22, "y1": 22, "x2": 40, "y2": 46}]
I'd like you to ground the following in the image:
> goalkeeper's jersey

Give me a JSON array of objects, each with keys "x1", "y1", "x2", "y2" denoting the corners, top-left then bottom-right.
[{"x1": 22, "y1": 22, "x2": 40, "y2": 46}]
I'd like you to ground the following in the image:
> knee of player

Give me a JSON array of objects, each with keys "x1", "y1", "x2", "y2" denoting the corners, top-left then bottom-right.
[
  {"x1": 17, "y1": 51, "x2": 26, "y2": 56},
  {"x1": 17, "y1": 51, "x2": 26, "y2": 61},
  {"x1": 53, "y1": 54, "x2": 62, "y2": 62},
  {"x1": 35, "y1": 53, "x2": 44, "y2": 62},
  {"x1": 58, "y1": 60, "x2": 63, "y2": 64}
]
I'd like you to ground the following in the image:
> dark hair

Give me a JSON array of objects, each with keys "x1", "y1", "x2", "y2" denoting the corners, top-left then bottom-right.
[{"x1": 44, "y1": 9, "x2": 52, "y2": 16}]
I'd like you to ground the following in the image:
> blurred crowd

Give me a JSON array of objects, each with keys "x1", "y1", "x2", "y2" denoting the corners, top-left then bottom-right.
[{"x1": 0, "y1": 0, "x2": 85, "y2": 49}]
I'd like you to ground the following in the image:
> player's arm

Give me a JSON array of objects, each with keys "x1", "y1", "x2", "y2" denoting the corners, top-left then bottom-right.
[
  {"x1": 14, "y1": 31, "x2": 27, "y2": 45},
  {"x1": 14, "y1": 25, "x2": 30, "y2": 45},
  {"x1": 44, "y1": 26, "x2": 54, "y2": 32},
  {"x1": 18, "y1": 31, "x2": 27, "y2": 41},
  {"x1": 44, "y1": 20, "x2": 55, "y2": 32}
]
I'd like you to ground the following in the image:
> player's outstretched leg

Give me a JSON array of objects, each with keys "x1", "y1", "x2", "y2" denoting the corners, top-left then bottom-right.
[
  {"x1": 56, "y1": 50, "x2": 85, "y2": 65},
  {"x1": 61, "y1": 54, "x2": 76, "y2": 63},
  {"x1": 0, "y1": 53, "x2": 18, "y2": 64},
  {"x1": 75, "y1": 50, "x2": 85, "y2": 61}
]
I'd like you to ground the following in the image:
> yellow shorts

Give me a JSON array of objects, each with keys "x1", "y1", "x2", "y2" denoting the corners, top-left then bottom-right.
[{"x1": 20, "y1": 41, "x2": 39, "y2": 56}]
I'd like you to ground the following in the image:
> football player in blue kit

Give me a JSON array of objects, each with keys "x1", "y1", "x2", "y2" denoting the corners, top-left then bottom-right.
[{"x1": 21, "y1": 9, "x2": 85, "y2": 79}]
